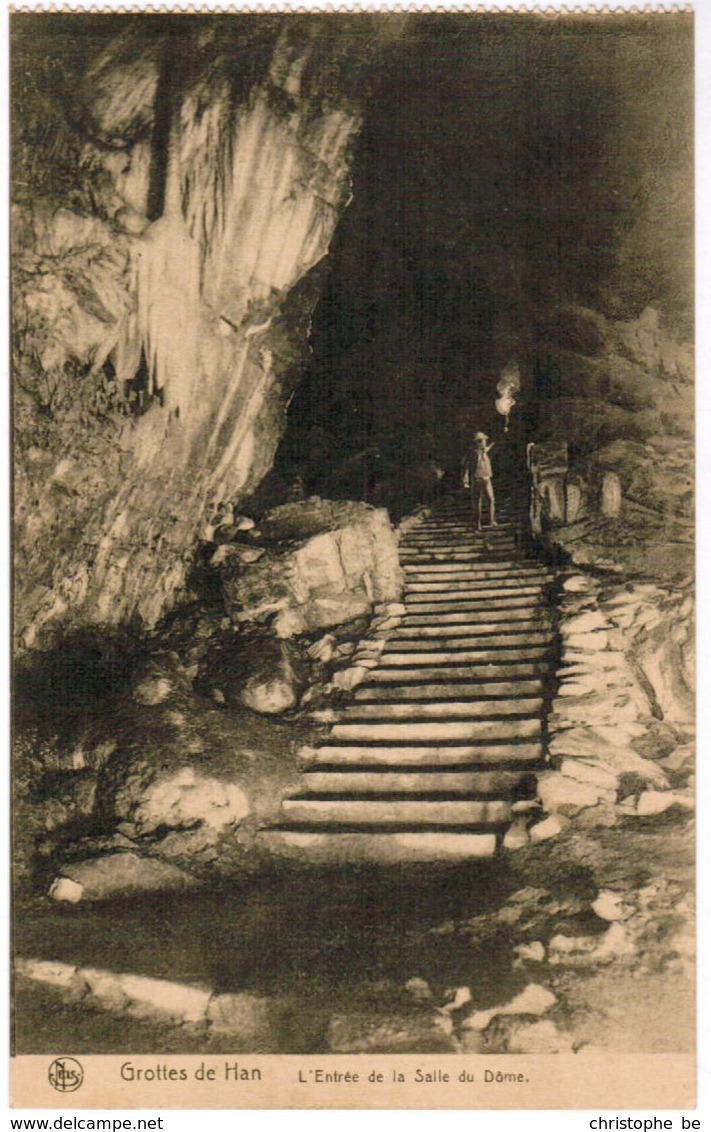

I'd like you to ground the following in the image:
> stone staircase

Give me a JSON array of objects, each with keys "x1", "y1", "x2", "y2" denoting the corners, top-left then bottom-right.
[{"x1": 259, "y1": 492, "x2": 556, "y2": 863}]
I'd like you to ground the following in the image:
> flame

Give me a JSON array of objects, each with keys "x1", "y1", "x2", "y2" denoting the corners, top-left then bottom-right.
[{"x1": 495, "y1": 361, "x2": 521, "y2": 431}]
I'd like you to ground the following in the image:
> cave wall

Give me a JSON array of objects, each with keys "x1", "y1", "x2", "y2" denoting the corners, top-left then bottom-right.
[
  {"x1": 292, "y1": 13, "x2": 693, "y2": 499},
  {"x1": 12, "y1": 13, "x2": 694, "y2": 649},
  {"x1": 12, "y1": 16, "x2": 399, "y2": 649}
]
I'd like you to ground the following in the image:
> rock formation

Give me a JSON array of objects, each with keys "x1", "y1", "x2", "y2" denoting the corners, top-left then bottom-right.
[{"x1": 12, "y1": 15, "x2": 401, "y2": 648}]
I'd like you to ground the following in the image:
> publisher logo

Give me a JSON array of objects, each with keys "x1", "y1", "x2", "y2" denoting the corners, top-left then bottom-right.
[{"x1": 48, "y1": 1057, "x2": 84, "y2": 1093}]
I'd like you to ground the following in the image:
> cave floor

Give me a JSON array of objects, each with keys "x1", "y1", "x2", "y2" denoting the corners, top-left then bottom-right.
[{"x1": 13, "y1": 810, "x2": 694, "y2": 1055}]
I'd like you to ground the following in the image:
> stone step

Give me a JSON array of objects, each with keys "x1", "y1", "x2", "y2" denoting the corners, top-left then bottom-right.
[
  {"x1": 401, "y1": 556, "x2": 520, "y2": 568},
  {"x1": 310, "y1": 743, "x2": 543, "y2": 767},
  {"x1": 355, "y1": 679, "x2": 544, "y2": 701},
  {"x1": 340, "y1": 698, "x2": 543, "y2": 722},
  {"x1": 429, "y1": 508, "x2": 516, "y2": 517},
  {"x1": 414, "y1": 522, "x2": 514, "y2": 532},
  {"x1": 407, "y1": 567, "x2": 550, "y2": 582},
  {"x1": 404, "y1": 536, "x2": 516, "y2": 547},
  {"x1": 281, "y1": 797, "x2": 512, "y2": 826},
  {"x1": 405, "y1": 594, "x2": 545, "y2": 613},
  {"x1": 400, "y1": 552, "x2": 520, "y2": 565},
  {"x1": 379, "y1": 647, "x2": 552, "y2": 666},
  {"x1": 424, "y1": 516, "x2": 516, "y2": 527},
  {"x1": 403, "y1": 575, "x2": 552, "y2": 593},
  {"x1": 300, "y1": 769, "x2": 531, "y2": 795},
  {"x1": 403, "y1": 566, "x2": 546, "y2": 579},
  {"x1": 384, "y1": 630, "x2": 554, "y2": 651},
  {"x1": 404, "y1": 579, "x2": 551, "y2": 596},
  {"x1": 404, "y1": 563, "x2": 545, "y2": 578},
  {"x1": 404, "y1": 554, "x2": 521, "y2": 565},
  {"x1": 330, "y1": 718, "x2": 541, "y2": 744},
  {"x1": 393, "y1": 620, "x2": 550, "y2": 638},
  {"x1": 402, "y1": 606, "x2": 544, "y2": 626},
  {"x1": 402, "y1": 530, "x2": 518, "y2": 543},
  {"x1": 393, "y1": 620, "x2": 548, "y2": 639},
  {"x1": 365, "y1": 662, "x2": 549, "y2": 683},
  {"x1": 258, "y1": 830, "x2": 498, "y2": 863},
  {"x1": 407, "y1": 517, "x2": 515, "y2": 529},
  {"x1": 400, "y1": 538, "x2": 516, "y2": 552},
  {"x1": 408, "y1": 533, "x2": 516, "y2": 545}
]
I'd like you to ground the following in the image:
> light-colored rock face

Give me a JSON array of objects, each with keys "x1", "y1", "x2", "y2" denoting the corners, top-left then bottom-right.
[
  {"x1": 13, "y1": 22, "x2": 380, "y2": 650},
  {"x1": 534, "y1": 568, "x2": 694, "y2": 838},
  {"x1": 221, "y1": 499, "x2": 403, "y2": 636}
]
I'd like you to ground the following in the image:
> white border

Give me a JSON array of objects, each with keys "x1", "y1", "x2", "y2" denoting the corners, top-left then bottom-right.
[{"x1": 0, "y1": 4, "x2": 707, "y2": 1132}]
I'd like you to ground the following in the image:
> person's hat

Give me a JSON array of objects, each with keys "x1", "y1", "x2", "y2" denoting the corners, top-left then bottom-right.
[{"x1": 475, "y1": 431, "x2": 488, "y2": 441}]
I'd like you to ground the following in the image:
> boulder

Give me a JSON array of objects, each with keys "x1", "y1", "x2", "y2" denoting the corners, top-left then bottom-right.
[
  {"x1": 50, "y1": 853, "x2": 198, "y2": 902},
  {"x1": 222, "y1": 500, "x2": 402, "y2": 636},
  {"x1": 592, "y1": 890, "x2": 629, "y2": 923},
  {"x1": 503, "y1": 815, "x2": 531, "y2": 851},
  {"x1": 48, "y1": 877, "x2": 84, "y2": 904},
  {"x1": 238, "y1": 640, "x2": 297, "y2": 715},
  {"x1": 561, "y1": 610, "x2": 609, "y2": 635},
  {"x1": 636, "y1": 790, "x2": 694, "y2": 817},
  {"x1": 15, "y1": 958, "x2": 79, "y2": 991},
  {"x1": 331, "y1": 666, "x2": 367, "y2": 691},
  {"x1": 548, "y1": 922, "x2": 635, "y2": 966},
  {"x1": 548, "y1": 727, "x2": 669, "y2": 789},
  {"x1": 502, "y1": 1019, "x2": 573, "y2": 1054},
  {"x1": 240, "y1": 677, "x2": 296, "y2": 714},
  {"x1": 404, "y1": 977, "x2": 432, "y2": 1002},
  {"x1": 562, "y1": 573, "x2": 595, "y2": 594},
  {"x1": 273, "y1": 594, "x2": 372, "y2": 638},
  {"x1": 594, "y1": 922, "x2": 636, "y2": 961},
  {"x1": 529, "y1": 815, "x2": 566, "y2": 843},
  {"x1": 308, "y1": 634, "x2": 337, "y2": 662},
  {"x1": 119, "y1": 974, "x2": 211, "y2": 1025},
  {"x1": 462, "y1": 984, "x2": 556, "y2": 1033},
  {"x1": 537, "y1": 771, "x2": 609, "y2": 816},
  {"x1": 210, "y1": 545, "x2": 264, "y2": 568},
  {"x1": 558, "y1": 759, "x2": 619, "y2": 792},
  {"x1": 125, "y1": 767, "x2": 250, "y2": 837},
  {"x1": 81, "y1": 967, "x2": 130, "y2": 1012}
]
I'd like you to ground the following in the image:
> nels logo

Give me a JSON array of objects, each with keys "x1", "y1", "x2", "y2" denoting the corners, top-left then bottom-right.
[{"x1": 48, "y1": 1057, "x2": 84, "y2": 1093}]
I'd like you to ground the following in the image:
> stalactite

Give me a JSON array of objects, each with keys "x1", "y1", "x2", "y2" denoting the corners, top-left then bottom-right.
[{"x1": 135, "y1": 93, "x2": 201, "y2": 416}]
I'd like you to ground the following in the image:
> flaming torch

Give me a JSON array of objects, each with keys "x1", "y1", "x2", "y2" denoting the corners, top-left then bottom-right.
[{"x1": 495, "y1": 360, "x2": 521, "y2": 433}]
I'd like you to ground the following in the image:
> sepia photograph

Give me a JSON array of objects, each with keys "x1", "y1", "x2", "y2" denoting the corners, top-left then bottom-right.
[{"x1": 8, "y1": 7, "x2": 695, "y2": 1109}]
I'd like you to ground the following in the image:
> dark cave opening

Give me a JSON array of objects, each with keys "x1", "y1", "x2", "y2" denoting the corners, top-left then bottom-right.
[{"x1": 272, "y1": 13, "x2": 693, "y2": 512}]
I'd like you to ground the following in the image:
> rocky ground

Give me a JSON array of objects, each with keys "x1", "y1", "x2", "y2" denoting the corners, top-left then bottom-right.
[
  {"x1": 14, "y1": 811, "x2": 694, "y2": 1054},
  {"x1": 13, "y1": 491, "x2": 695, "y2": 1056}
]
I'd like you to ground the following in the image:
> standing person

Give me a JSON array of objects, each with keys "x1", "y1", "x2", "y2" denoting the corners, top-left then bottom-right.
[{"x1": 463, "y1": 431, "x2": 498, "y2": 531}]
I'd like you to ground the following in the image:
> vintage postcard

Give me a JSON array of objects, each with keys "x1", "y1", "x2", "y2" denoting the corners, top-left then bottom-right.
[{"x1": 9, "y1": 5, "x2": 696, "y2": 1111}]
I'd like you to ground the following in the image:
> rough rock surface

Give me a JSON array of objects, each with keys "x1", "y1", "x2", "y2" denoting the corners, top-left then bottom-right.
[
  {"x1": 221, "y1": 499, "x2": 402, "y2": 634},
  {"x1": 236, "y1": 639, "x2": 298, "y2": 715},
  {"x1": 13, "y1": 22, "x2": 394, "y2": 650},
  {"x1": 511, "y1": 561, "x2": 695, "y2": 849}
]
